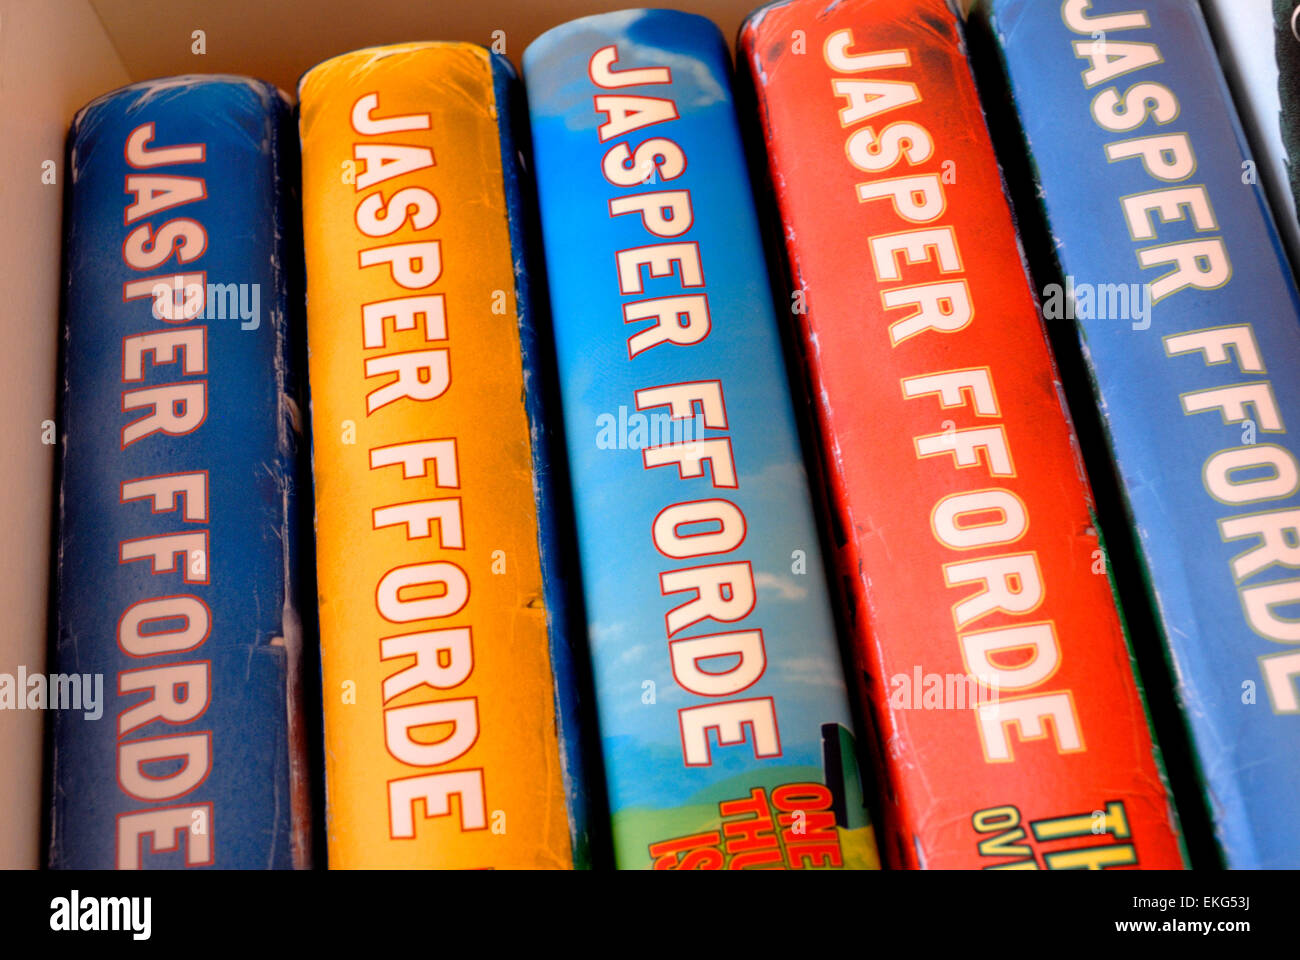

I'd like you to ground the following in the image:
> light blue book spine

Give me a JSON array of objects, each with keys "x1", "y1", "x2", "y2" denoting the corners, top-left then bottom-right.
[{"x1": 523, "y1": 9, "x2": 878, "y2": 870}]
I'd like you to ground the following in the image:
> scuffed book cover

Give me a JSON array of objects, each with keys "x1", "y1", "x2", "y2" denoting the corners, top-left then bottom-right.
[
  {"x1": 298, "y1": 42, "x2": 593, "y2": 868},
  {"x1": 739, "y1": 0, "x2": 1186, "y2": 870},
  {"x1": 971, "y1": 0, "x2": 1300, "y2": 868},
  {"x1": 48, "y1": 77, "x2": 311, "y2": 869},
  {"x1": 524, "y1": 8, "x2": 879, "y2": 870}
]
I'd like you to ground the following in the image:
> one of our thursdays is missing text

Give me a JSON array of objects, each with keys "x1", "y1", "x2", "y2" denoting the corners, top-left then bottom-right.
[{"x1": 0, "y1": 667, "x2": 102, "y2": 720}]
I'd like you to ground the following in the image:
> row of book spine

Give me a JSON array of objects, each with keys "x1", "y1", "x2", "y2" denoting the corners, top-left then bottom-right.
[{"x1": 41, "y1": 0, "x2": 1300, "y2": 869}]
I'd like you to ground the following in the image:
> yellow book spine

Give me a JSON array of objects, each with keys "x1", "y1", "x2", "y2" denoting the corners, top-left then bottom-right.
[{"x1": 299, "y1": 42, "x2": 576, "y2": 868}]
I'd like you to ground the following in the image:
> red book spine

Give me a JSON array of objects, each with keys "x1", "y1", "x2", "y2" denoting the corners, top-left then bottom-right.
[{"x1": 739, "y1": 0, "x2": 1185, "y2": 869}]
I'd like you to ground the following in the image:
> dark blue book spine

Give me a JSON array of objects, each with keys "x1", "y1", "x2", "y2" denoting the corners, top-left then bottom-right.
[
  {"x1": 975, "y1": 0, "x2": 1300, "y2": 868},
  {"x1": 49, "y1": 76, "x2": 309, "y2": 869}
]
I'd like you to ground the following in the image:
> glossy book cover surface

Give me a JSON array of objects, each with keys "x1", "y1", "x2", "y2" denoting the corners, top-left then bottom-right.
[
  {"x1": 741, "y1": 0, "x2": 1184, "y2": 870},
  {"x1": 50, "y1": 76, "x2": 308, "y2": 869},
  {"x1": 526, "y1": 9, "x2": 878, "y2": 870},
  {"x1": 975, "y1": 0, "x2": 1300, "y2": 868}
]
